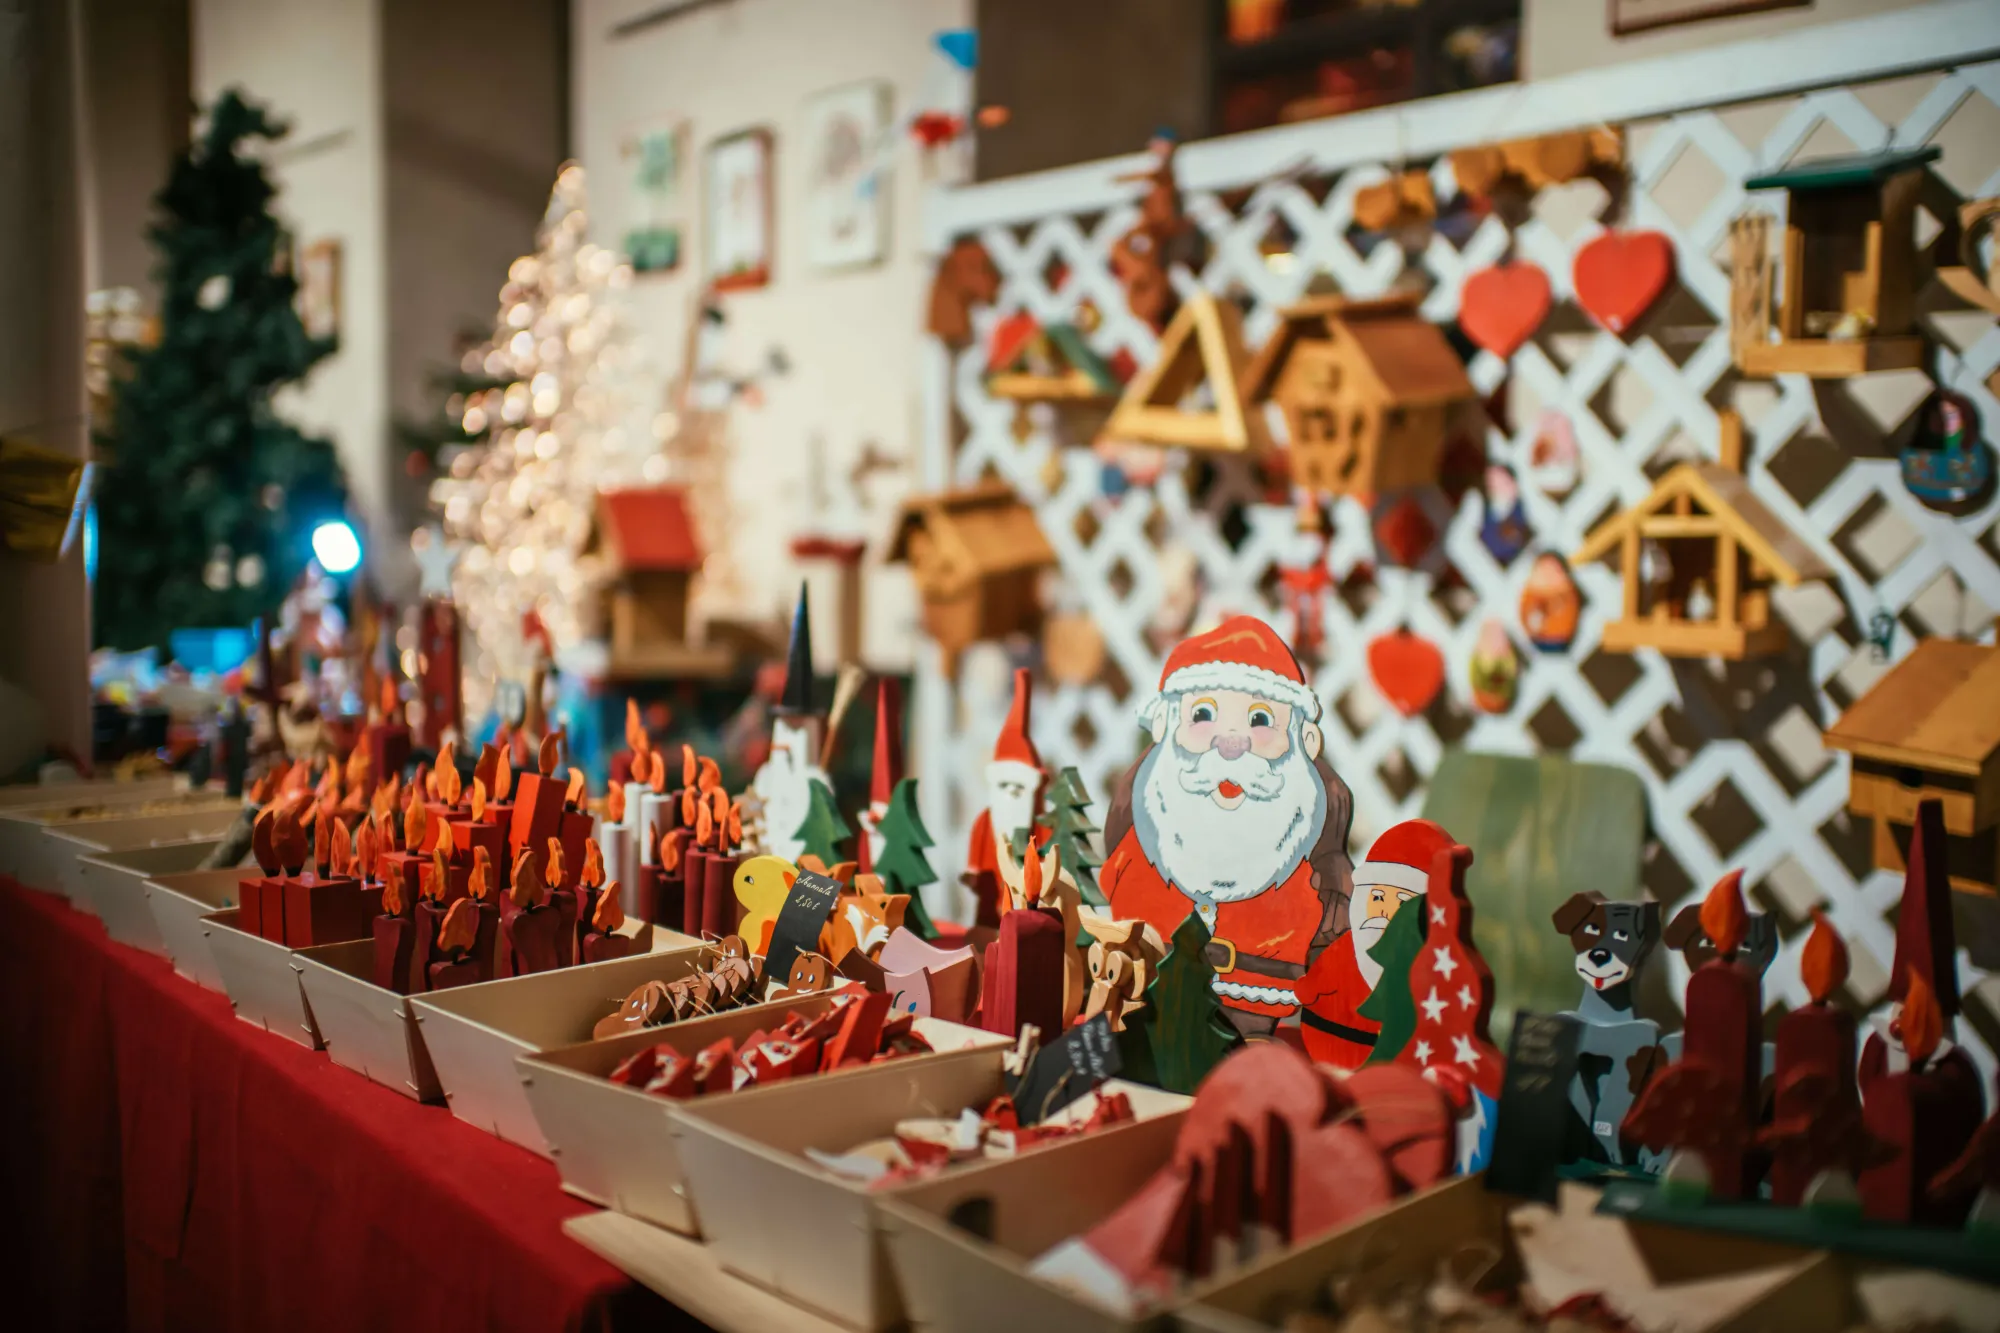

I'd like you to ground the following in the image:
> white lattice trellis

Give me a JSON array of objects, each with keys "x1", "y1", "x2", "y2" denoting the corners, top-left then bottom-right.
[{"x1": 915, "y1": 2, "x2": 2000, "y2": 1080}]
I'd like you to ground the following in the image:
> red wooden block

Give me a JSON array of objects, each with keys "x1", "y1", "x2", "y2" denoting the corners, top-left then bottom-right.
[
  {"x1": 282, "y1": 874, "x2": 382, "y2": 947},
  {"x1": 448, "y1": 819, "x2": 505, "y2": 877},
  {"x1": 553, "y1": 889, "x2": 579, "y2": 968},
  {"x1": 823, "y1": 990, "x2": 893, "y2": 1068},
  {"x1": 581, "y1": 929, "x2": 637, "y2": 965},
  {"x1": 508, "y1": 772, "x2": 565, "y2": 856},
  {"x1": 979, "y1": 906, "x2": 1066, "y2": 1041},
  {"x1": 559, "y1": 810, "x2": 593, "y2": 887},
  {"x1": 693, "y1": 1037, "x2": 736, "y2": 1094},
  {"x1": 1681, "y1": 959, "x2": 1763, "y2": 1201},
  {"x1": 366, "y1": 722, "x2": 411, "y2": 784},
  {"x1": 378, "y1": 852, "x2": 426, "y2": 916},
  {"x1": 255, "y1": 878, "x2": 290, "y2": 943},
  {"x1": 681, "y1": 847, "x2": 710, "y2": 937},
  {"x1": 1768, "y1": 1002, "x2": 1859, "y2": 1207},
  {"x1": 237, "y1": 873, "x2": 272, "y2": 937},
  {"x1": 701, "y1": 852, "x2": 740, "y2": 940},
  {"x1": 503, "y1": 903, "x2": 564, "y2": 975},
  {"x1": 420, "y1": 802, "x2": 453, "y2": 852},
  {"x1": 373, "y1": 914, "x2": 413, "y2": 992}
]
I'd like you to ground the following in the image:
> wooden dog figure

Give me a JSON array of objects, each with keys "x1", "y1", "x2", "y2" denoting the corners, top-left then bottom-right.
[{"x1": 1554, "y1": 891, "x2": 1661, "y2": 1167}]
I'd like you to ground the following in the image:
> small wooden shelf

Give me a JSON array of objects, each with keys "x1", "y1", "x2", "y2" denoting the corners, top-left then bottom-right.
[{"x1": 1737, "y1": 334, "x2": 1925, "y2": 379}]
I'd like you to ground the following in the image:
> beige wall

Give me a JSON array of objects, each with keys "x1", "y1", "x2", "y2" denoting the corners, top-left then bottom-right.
[
  {"x1": 573, "y1": 0, "x2": 970, "y2": 673},
  {"x1": 1525, "y1": 0, "x2": 1931, "y2": 79}
]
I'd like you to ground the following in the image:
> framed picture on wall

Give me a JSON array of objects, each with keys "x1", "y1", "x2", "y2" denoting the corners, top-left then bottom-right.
[
  {"x1": 619, "y1": 116, "x2": 687, "y2": 275},
  {"x1": 704, "y1": 127, "x2": 774, "y2": 292},
  {"x1": 801, "y1": 80, "x2": 891, "y2": 272},
  {"x1": 1608, "y1": 0, "x2": 1806, "y2": 34},
  {"x1": 298, "y1": 238, "x2": 341, "y2": 342}
]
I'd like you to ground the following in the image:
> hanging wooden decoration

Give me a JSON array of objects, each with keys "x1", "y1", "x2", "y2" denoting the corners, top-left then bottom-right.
[
  {"x1": 1519, "y1": 553, "x2": 1580, "y2": 653},
  {"x1": 1480, "y1": 465, "x2": 1531, "y2": 565},
  {"x1": 1372, "y1": 494, "x2": 1437, "y2": 568},
  {"x1": 1468, "y1": 619, "x2": 1519, "y2": 714},
  {"x1": 1459, "y1": 261, "x2": 1551, "y2": 359},
  {"x1": 1368, "y1": 629, "x2": 1445, "y2": 717},
  {"x1": 1900, "y1": 390, "x2": 1994, "y2": 512},
  {"x1": 1098, "y1": 293, "x2": 1270, "y2": 454},
  {"x1": 1527, "y1": 412, "x2": 1581, "y2": 499},
  {"x1": 1573, "y1": 230, "x2": 1673, "y2": 335}
]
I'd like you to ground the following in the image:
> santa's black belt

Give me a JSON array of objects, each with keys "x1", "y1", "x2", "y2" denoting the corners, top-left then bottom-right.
[
  {"x1": 1299, "y1": 1010, "x2": 1379, "y2": 1046},
  {"x1": 1202, "y1": 942, "x2": 1305, "y2": 979}
]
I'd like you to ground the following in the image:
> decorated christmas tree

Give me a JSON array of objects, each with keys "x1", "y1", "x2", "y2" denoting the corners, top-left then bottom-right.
[
  {"x1": 426, "y1": 163, "x2": 658, "y2": 723},
  {"x1": 1045, "y1": 767, "x2": 1106, "y2": 907},
  {"x1": 1358, "y1": 904, "x2": 1425, "y2": 1063},
  {"x1": 93, "y1": 89, "x2": 345, "y2": 650},
  {"x1": 1121, "y1": 913, "x2": 1241, "y2": 1094},
  {"x1": 793, "y1": 778, "x2": 852, "y2": 867},
  {"x1": 873, "y1": 777, "x2": 939, "y2": 939}
]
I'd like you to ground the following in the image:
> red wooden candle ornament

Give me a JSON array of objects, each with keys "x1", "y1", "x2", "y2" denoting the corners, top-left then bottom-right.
[{"x1": 1763, "y1": 911, "x2": 1875, "y2": 1206}]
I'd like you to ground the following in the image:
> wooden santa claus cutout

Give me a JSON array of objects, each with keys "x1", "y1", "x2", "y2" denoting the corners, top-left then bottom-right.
[
  {"x1": 749, "y1": 583, "x2": 832, "y2": 863},
  {"x1": 1099, "y1": 615, "x2": 1355, "y2": 1039},
  {"x1": 961, "y1": 667, "x2": 1048, "y2": 930}
]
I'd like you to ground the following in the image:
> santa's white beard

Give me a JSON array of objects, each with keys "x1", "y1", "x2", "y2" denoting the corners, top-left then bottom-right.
[
  {"x1": 989, "y1": 789, "x2": 1038, "y2": 841},
  {"x1": 1351, "y1": 916, "x2": 1388, "y2": 988},
  {"x1": 752, "y1": 744, "x2": 827, "y2": 860},
  {"x1": 1133, "y1": 730, "x2": 1324, "y2": 905}
]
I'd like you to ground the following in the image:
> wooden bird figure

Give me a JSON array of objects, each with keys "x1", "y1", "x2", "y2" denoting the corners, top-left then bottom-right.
[{"x1": 733, "y1": 854, "x2": 797, "y2": 956}]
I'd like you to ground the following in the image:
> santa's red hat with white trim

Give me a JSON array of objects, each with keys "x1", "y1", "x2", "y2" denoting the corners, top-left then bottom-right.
[
  {"x1": 1353, "y1": 818, "x2": 1453, "y2": 898},
  {"x1": 989, "y1": 667, "x2": 1044, "y2": 784},
  {"x1": 1143, "y1": 615, "x2": 1321, "y2": 729}
]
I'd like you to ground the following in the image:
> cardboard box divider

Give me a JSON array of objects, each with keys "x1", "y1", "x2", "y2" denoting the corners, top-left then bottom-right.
[
  {"x1": 145, "y1": 868, "x2": 246, "y2": 992},
  {"x1": 295, "y1": 938, "x2": 445, "y2": 1102},
  {"x1": 203, "y1": 908, "x2": 322, "y2": 1050},
  {"x1": 409, "y1": 937, "x2": 713, "y2": 1155},
  {"x1": 43, "y1": 804, "x2": 242, "y2": 904},
  {"x1": 75, "y1": 838, "x2": 229, "y2": 954},
  {"x1": 0, "y1": 784, "x2": 216, "y2": 897},
  {"x1": 519, "y1": 995, "x2": 1013, "y2": 1236},
  {"x1": 669, "y1": 1045, "x2": 1190, "y2": 1331},
  {"x1": 562, "y1": 1210, "x2": 853, "y2": 1333}
]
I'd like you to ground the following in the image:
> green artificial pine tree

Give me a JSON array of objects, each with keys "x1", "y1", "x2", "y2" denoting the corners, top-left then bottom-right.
[
  {"x1": 873, "y1": 777, "x2": 939, "y2": 939},
  {"x1": 1044, "y1": 766, "x2": 1106, "y2": 907},
  {"x1": 792, "y1": 778, "x2": 852, "y2": 868},
  {"x1": 1358, "y1": 904, "x2": 1425, "y2": 1063},
  {"x1": 93, "y1": 89, "x2": 344, "y2": 651},
  {"x1": 1121, "y1": 912, "x2": 1241, "y2": 1094}
]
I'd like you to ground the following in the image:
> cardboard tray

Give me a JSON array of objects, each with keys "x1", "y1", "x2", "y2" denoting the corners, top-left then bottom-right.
[
  {"x1": 204, "y1": 908, "x2": 322, "y2": 1050},
  {"x1": 670, "y1": 1046, "x2": 1190, "y2": 1331},
  {"x1": 519, "y1": 996, "x2": 1013, "y2": 1236},
  {"x1": 295, "y1": 939, "x2": 444, "y2": 1102},
  {"x1": 43, "y1": 804, "x2": 241, "y2": 904},
  {"x1": 0, "y1": 785, "x2": 211, "y2": 894},
  {"x1": 0, "y1": 774, "x2": 185, "y2": 809},
  {"x1": 144, "y1": 868, "x2": 244, "y2": 992},
  {"x1": 75, "y1": 838, "x2": 229, "y2": 954},
  {"x1": 410, "y1": 939, "x2": 712, "y2": 1155}
]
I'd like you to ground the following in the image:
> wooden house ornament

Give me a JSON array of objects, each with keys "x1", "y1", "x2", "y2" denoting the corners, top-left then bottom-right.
[
  {"x1": 887, "y1": 481, "x2": 1057, "y2": 674},
  {"x1": 1824, "y1": 639, "x2": 2000, "y2": 897},
  {"x1": 589, "y1": 487, "x2": 732, "y2": 679},
  {"x1": 1730, "y1": 146, "x2": 1937, "y2": 378},
  {"x1": 1240, "y1": 292, "x2": 1476, "y2": 498},
  {"x1": 985, "y1": 312, "x2": 1121, "y2": 403},
  {"x1": 1097, "y1": 291, "x2": 1270, "y2": 454},
  {"x1": 1572, "y1": 412, "x2": 1830, "y2": 659}
]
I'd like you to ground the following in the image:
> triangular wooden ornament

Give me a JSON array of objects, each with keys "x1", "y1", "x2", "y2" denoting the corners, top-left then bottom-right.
[{"x1": 1099, "y1": 293, "x2": 1271, "y2": 454}]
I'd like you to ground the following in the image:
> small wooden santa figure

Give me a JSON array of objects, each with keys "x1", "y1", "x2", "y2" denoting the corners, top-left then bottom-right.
[{"x1": 962, "y1": 668, "x2": 1048, "y2": 930}]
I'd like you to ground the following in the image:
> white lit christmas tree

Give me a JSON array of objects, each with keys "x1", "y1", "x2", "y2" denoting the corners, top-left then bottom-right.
[{"x1": 426, "y1": 164, "x2": 663, "y2": 724}]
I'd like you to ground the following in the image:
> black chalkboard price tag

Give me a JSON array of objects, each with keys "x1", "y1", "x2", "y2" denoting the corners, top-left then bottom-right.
[
  {"x1": 1485, "y1": 1010, "x2": 1584, "y2": 1203},
  {"x1": 761, "y1": 868, "x2": 843, "y2": 989},
  {"x1": 1006, "y1": 1014, "x2": 1122, "y2": 1125}
]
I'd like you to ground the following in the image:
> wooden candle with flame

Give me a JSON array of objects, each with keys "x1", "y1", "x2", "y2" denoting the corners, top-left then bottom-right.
[
  {"x1": 633, "y1": 746, "x2": 677, "y2": 867},
  {"x1": 363, "y1": 815, "x2": 415, "y2": 992},
  {"x1": 500, "y1": 847, "x2": 564, "y2": 976},
  {"x1": 473, "y1": 737, "x2": 516, "y2": 832},
  {"x1": 600, "y1": 779, "x2": 633, "y2": 915},
  {"x1": 411, "y1": 839, "x2": 459, "y2": 993},
  {"x1": 243, "y1": 802, "x2": 286, "y2": 940},
  {"x1": 253, "y1": 801, "x2": 313, "y2": 942},
  {"x1": 447, "y1": 775, "x2": 507, "y2": 887},
  {"x1": 582, "y1": 875, "x2": 637, "y2": 964},
  {"x1": 379, "y1": 792, "x2": 433, "y2": 920},
  {"x1": 701, "y1": 789, "x2": 746, "y2": 941},
  {"x1": 979, "y1": 844, "x2": 1067, "y2": 1042},
  {"x1": 508, "y1": 734, "x2": 570, "y2": 860},
  {"x1": 559, "y1": 767, "x2": 594, "y2": 886},
  {"x1": 1766, "y1": 912, "x2": 1870, "y2": 1206},
  {"x1": 1858, "y1": 974, "x2": 1986, "y2": 1226},
  {"x1": 426, "y1": 895, "x2": 486, "y2": 991},
  {"x1": 422, "y1": 741, "x2": 465, "y2": 852},
  {"x1": 282, "y1": 810, "x2": 381, "y2": 948},
  {"x1": 649, "y1": 827, "x2": 687, "y2": 931},
  {"x1": 1620, "y1": 871, "x2": 1764, "y2": 1201},
  {"x1": 681, "y1": 787, "x2": 712, "y2": 939}
]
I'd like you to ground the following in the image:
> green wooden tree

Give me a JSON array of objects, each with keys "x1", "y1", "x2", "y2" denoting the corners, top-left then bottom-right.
[
  {"x1": 873, "y1": 777, "x2": 939, "y2": 939},
  {"x1": 1120, "y1": 913, "x2": 1241, "y2": 1094},
  {"x1": 792, "y1": 778, "x2": 852, "y2": 868},
  {"x1": 1044, "y1": 767, "x2": 1106, "y2": 907},
  {"x1": 1358, "y1": 904, "x2": 1426, "y2": 1064}
]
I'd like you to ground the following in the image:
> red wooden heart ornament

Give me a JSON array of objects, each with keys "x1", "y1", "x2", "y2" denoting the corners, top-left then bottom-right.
[
  {"x1": 1573, "y1": 229, "x2": 1673, "y2": 335},
  {"x1": 1459, "y1": 261, "x2": 1551, "y2": 359},
  {"x1": 1368, "y1": 629, "x2": 1445, "y2": 718}
]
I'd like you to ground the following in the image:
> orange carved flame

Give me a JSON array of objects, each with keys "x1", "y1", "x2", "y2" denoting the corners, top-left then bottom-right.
[
  {"x1": 328, "y1": 818, "x2": 354, "y2": 879},
  {"x1": 468, "y1": 848, "x2": 492, "y2": 903},
  {"x1": 625, "y1": 699, "x2": 645, "y2": 754},
  {"x1": 275, "y1": 805, "x2": 307, "y2": 872},
  {"x1": 312, "y1": 807, "x2": 333, "y2": 874},
  {"x1": 1022, "y1": 840, "x2": 1044, "y2": 906},
  {"x1": 356, "y1": 817, "x2": 379, "y2": 884},
  {"x1": 1700, "y1": 869, "x2": 1747, "y2": 960},
  {"x1": 425, "y1": 843, "x2": 449, "y2": 901},
  {"x1": 470, "y1": 776, "x2": 487, "y2": 823},
  {"x1": 438, "y1": 897, "x2": 479, "y2": 955},
  {"x1": 494, "y1": 744, "x2": 513, "y2": 802},
  {"x1": 1902, "y1": 971, "x2": 1943, "y2": 1066},
  {"x1": 593, "y1": 883, "x2": 625, "y2": 934},
  {"x1": 435, "y1": 743, "x2": 462, "y2": 806},
  {"x1": 381, "y1": 867, "x2": 405, "y2": 918},
  {"x1": 581, "y1": 839, "x2": 605, "y2": 890},
  {"x1": 1801, "y1": 909, "x2": 1849, "y2": 1006},
  {"x1": 726, "y1": 798, "x2": 744, "y2": 850},
  {"x1": 282, "y1": 761, "x2": 310, "y2": 797},
  {"x1": 660, "y1": 828, "x2": 684, "y2": 873},
  {"x1": 566, "y1": 766, "x2": 586, "y2": 808},
  {"x1": 539, "y1": 731, "x2": 561, "y2": 777},
  {"x1": 473, "y1": 743, "x2": 498, "y2": 796},
  {"x1": 404, "y1": 795, "x2": 427, "y2": 854},
  {"x1": 545, "y1": 837, "x2": 565, "y2": 890},
  {"x1": 374, "y1": 809, "x2": 395, "y2": 859},
  {"x1": 695, "y1": 795, "x2": 715, "y2": 849},
  {"x1": 646, "y1": 748, "x2": 666, "y2": 795},
  {"x1": 607, "y1": 781, "x2": 626, "y2": 823},
  {"x1": 510, "y1": 849, "x2": 543, "y2": 909},
  {"x1": 697, "y1": 756, "x2": 721, "y2": 793},
  {"x1": 344, "y1": 746, "x2": 370, "y2": 793},
  {"x1": 435, "y1": 817, "x2": 456, "y2": 860},
  {"x1": 680, "y1": 773, "x2": 697, "y2": 824},
  {"x1": 252, "y1": 805, "x2": 279, "y2": 874},
  {"x1": 708, "y1": 788, "x2": 730, "y2": 851},
  {"x1": 682, "y1": 745, "x2": 696, "y2": 789}
]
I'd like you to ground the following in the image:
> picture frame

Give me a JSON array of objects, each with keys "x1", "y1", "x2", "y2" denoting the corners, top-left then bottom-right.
[
  {"x1": 298, "y1": 238, "x2": 342, "y2": 342},
  {"x1": 1608, "y1": 0, "x2": 1806, "y2": 35},
  {"x1": 618, "y1": 116, "x2": 688, "y2": 275},
  {"x1": 801, "y1": 79, "x2": 892, "y2": 272},
  {"x1": 704, "y1": 127, "x2": 774, "y2": 292}
]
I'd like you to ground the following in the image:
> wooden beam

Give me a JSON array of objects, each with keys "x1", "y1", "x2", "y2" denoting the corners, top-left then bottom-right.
[{"x1": 1717, "y1": 530, "x2": 1740, "y2": 627}]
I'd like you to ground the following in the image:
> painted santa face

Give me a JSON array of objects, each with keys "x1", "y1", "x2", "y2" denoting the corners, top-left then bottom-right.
[
  {"x1": 1134, "y1": 694, "x2": 1326, "y2": 905},
  {"x1": 986, "y1": 761, "x2": 1041, "y2": 837}
]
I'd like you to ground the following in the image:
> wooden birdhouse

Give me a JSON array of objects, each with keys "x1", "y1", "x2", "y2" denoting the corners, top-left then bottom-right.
[
  {"x1": 589, "y1": 487, "x2": 732, "y2": 679},
  {"x1": 1239, "y1": 293, "x2": 1476, "y2": 499},
  {"x1": 1730, "y1": 146, "x2": 1938, "y2": 378},
  {"x1": 1824, "y1": 638, "x2": 2000, "y2": 897},
  {"x1": 1098, "y1": 292, "x2": 1270, "y2": 454},
  {"x1": 985, "y1": 312, "x2": 1122, "y2": 402},
  {"x1": 886, "y1": 481, "x2": 1057, "y2": 674},
  {"x1": 1572, "y1": 413, "x2": 1830, "y2": 659}
]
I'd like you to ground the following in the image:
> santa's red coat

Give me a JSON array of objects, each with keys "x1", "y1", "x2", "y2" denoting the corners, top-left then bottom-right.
[
  {"x1": 1291, "y1": 932, "x2": 1378, "y2": 1068},
  {"x1": 1100, "y1": 826, "x2": 1320, "y2": 1020}
]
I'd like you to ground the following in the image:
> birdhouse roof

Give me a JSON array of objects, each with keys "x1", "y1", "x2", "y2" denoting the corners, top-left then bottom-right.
[
  {"x1": 1573, "y1": 462, "x2": 1831, "y2": 585},
  {"x1": 886, "y1": 481, "x2": 1057, "y2": 577},
  {"x1": 1744, "y1": 145, "x2": 1939, "y2": 193},
  {"x1": 1043, "y1": 323, "x2": 1122, "y2": 394},
  {"x1": 597, "y1": 487, "x2": 702, "y2": 572},
  {"x1": 986, "y1": 311, "x2": 1042, "y2": 374},
  {"x1": 1824, "y1": 639, "x2": 2000, "y2": 777},
  {"x1": 1241, "y1": 293, "x2": 1474, "y2": 409}
]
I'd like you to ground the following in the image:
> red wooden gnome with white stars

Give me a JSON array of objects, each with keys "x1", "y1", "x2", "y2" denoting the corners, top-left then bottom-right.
[
  {"x1": 1402, "y1": 834, "x2": 1503, "y2": 1172},
  {"x1": 961, "y1": 668, "x2": 1048, "y2": 929}
]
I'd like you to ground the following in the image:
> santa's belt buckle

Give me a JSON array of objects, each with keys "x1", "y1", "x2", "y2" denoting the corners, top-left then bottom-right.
[{"x1": 1204, "y1": 938, "x2": 1238, "y2": 975}]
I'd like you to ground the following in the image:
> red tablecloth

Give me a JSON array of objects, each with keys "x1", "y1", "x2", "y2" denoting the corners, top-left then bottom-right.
[{"x1": 0, "y1": 877, "x2": 690, "y2": 1333}]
